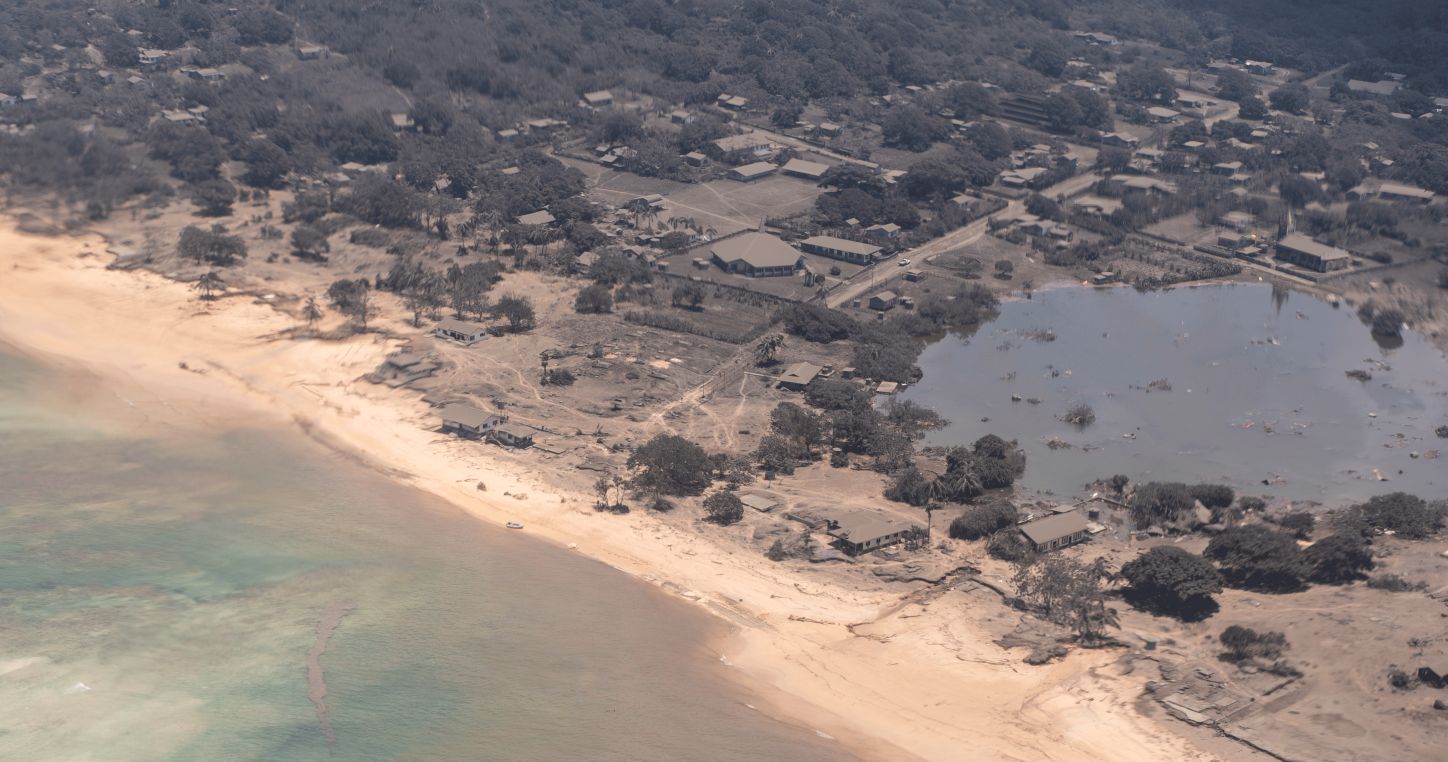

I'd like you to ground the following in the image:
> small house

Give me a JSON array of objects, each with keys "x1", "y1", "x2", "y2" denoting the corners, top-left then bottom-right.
[
  {"x1": 865, "y1": 223, "x2": 901, "y2": 240},
  {"x1": 439, "y1": 403, "x2": 502, "y2": 438},
  {"x1": 582, "y1": 90, "x2": 613, "y2": 107},
  {"x1": 826, "y1": 511, "x2": 917, "y2": 555},
  {"x1": 670, "y1": 109, "x2": 695, "y2": 125},
  {"x1": 296, "y1": 44, "x2": 328, "y2": 60},
  {"x1": 777, "y1": 362, "x2": 822, "y2": 391},
  {"x1": 434, "y1": 318, "x2": 489, "y2": 345},
  {"x1": 490, "y1": 424, "x2": 534, "y2": 449},
  {"x1": 1276, "y1": 233, "x2": 1350, "y2": 273},
  {"x1": 1019, "y1": 510, "x2": 1090, "y2": 552},
  {"x1": 516, "y1": 210, "x2": 556, "y2": 226},
  {"x1": 875, "y1": 381, "x2": 899, "y2": 395},
  {"x1": 868, "y1": 291, "x2": 898, "y2": 311}
]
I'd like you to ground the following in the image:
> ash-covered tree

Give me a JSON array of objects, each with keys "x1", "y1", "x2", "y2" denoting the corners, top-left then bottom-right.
[
  {"x1": 290, "y1": 225, "x2": 330, "y2": 262},
  {"x1": 703, "y1": 491, "x2": 744, "y2": 525},
  {"x1": 192, "y1": 271, "x2": 225, "y2": 301},
  {"x1": 627, "y1": 434, "x2": 712, "y2": 496},
  {"x1": 1189, "y1": 484, "x2": 1235, "y2": 511},
  {"x1": 1129, "y1": 482, "x2": 1195, "y2": 529},
  {"x1": 177, "y1": 225, "x2": 247, "y2": 267},
  {"x1": 493, "y1": 293, "x2": 536, "y2": 332},
  {"x1": 326, "y1": 278, "x2": 373, "y2": 331},
  {"x1": 753, "y1": 333, "x2": 784, "y2": 366},
  {"x1": 1204, "y1": 525, "x2": 1307, "y2": 592},
  {"x1": 1303, "y1": 532, "x2": 1374, "y2": 584},
  {"x1": 1276, "y1": 511, "x2": 1315, "y2": 539},
  {"x1": 1348, "y1": 492, "x2": 1441, "y2": 538},
  {"x1": 190, "y1": 178, "x2": 236, "y2": 217},
  {"x1": 573, "y1": 284, "x2": 613, "y2": 314},
  {"x1": 754, "y1": 435, "x2": 797, "y2": 476},
  {"x1": 948, "y1": 502, "x2": 1018, "y2": 541},
  {"x1": 1013, "y1": 557, "x2": 1119, "y2": 644},
  {"x1": 769, "y1": 402, "x2": 826, "y2": 459},
  {"x1": 1270, "y1": 83, "x2": 1310, "y2": 114},
  {"x1": 1120, "y1": 546, "x2": 1222, "y2": 620},
  {"x1": 670, "y1": 282, "x2": 705, "y2": 310}
]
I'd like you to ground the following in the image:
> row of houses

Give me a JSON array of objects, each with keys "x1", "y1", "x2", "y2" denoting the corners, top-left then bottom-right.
[{"x1": 708, "y1": 230, "x2": 898, "y2": 277}]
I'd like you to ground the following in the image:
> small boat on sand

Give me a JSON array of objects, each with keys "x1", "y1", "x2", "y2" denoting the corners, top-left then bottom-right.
[{"x1": 506, "y1": 522, "x2": 524, "y2": 529}]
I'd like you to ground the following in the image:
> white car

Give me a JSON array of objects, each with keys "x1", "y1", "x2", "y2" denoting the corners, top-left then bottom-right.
[{"x1": 897, "y1": 258, "x2": 911, "y2": 267}]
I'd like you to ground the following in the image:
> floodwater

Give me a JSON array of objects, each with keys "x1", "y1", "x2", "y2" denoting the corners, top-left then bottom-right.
[
  {"x1": 904, "y1": 284, "x2": 1446, "y2": 502},
  {"x1": 0, "y1": 349, "x2": 850, "y2": 761}
]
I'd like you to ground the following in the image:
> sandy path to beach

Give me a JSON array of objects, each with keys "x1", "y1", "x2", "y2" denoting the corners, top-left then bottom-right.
[{"x1": 0, "y1": 220, "x2": 1224, "y2": 762}]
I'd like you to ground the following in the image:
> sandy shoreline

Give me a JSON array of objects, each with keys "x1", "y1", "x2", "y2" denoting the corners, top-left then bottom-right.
[{"x1": 0, "y1": 218, "x2": 1224, "y2": 762}]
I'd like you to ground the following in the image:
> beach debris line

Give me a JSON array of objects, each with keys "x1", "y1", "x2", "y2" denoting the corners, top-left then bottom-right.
[{"x1": 308, "y1": 600, "x2": 357, "y2": 745}]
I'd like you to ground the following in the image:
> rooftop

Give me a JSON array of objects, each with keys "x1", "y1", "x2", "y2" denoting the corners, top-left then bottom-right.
[
  {"x1": 711, "y1": 232, "x2": 801, "y2": 269},
  {"x1": 1019, "y1": 511, "x2": 1089, "y2": 545},
  {"x1": 800, "y1": 235, "x2": 882, "y2": 257},
  {"x1": 1278, "y1": 233, "x2": 1350, "y2": 261},
  {"x1": 439, "y1": 403, "x2": 495, "y2": 429}
]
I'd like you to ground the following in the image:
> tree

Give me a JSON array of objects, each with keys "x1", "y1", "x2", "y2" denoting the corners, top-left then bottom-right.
[
  {"x1": 755, "y1": 435, "x2": 796, "y2": 476},
  {"x1": 241, "y1": 139, "x2": 289, "y2": 189},
  {"x1": 402, "y1": 271, "x2": 446, "y2": 327},
  {"x1": 1270, "y1": 83, "x2": 1310, "y2": 114},
  {"x1": 1237, "y1": 95, "x2": 1268, "y2": 120},
  {"x1": 1303, "y1": 532, "x2": 1373, "y2": 584},
  {"x1": 574, "y1": 284, "x2": 613, "y2": 314},
  {"x1": 670, "y1": 282, "x2": 705, "y2": 310},
  {"x1": 494, "y1": 293, "x2": 536, "y2": 332},
  {"x1": 1062, "y1": 402, "x2": 1095, "y2": 427},
  {"x1": 1120, "y1": 546, "x2": 1222, "y2": 620},
  {"x1": 1276, "y1": 511, "x2": 1315, "y2": 539},
  {"x1": 302, "y1": 296, "x2": 324, "y2": 332},
  {"x1": 753, "y1": 333, "x2": 784, "y2": 366},
  {"x1": 1204, "y1": 525, "x2": 1307, "y2": 592},
  {"x1": 769, "y1": 402, "x2": 826, "y2": 458},
  {"x1": 1013, "y1": 557, "x2": 1119, "y2": 644},
  {"x1": 703, "y1": 491, "x2": 744, "y2": 525},
  {"x1": 1215, "y1": 68, "x2": 1257, "y2": 102},
  {"x1": 193, "y1": 271, "x2": 225, "y2": 301},
  {"x1": 948, "y1": 502, "x2": 1018, "y2": 540},
  {"x1": 177, "y1": 225, "x2": 247, "y2": 267},
  {"x1": 1349, "y1": 492, "x2": 1441, "y2": 538},
  {"x1": 190, "y1": 179, "x2": 236, "y2": 217},
  {"x1": 1117, "y1": 62, "x2": 1177, "y2": 103},
  {"x1": 326, "y1": 279, "x2": 373, "y2": 331},
  {"x1": 1278, "y1": 173, "x2": 1319, "y2": 208},
  {"x1": 627, "y1": 434, "x2": 712, "y2": 496},
  {"x1": 882, "y1": 105, "x2": 946, "y2": 152},
  {"x1": 1130, "y1": 482, "x2": 1195, "y2": 529},
  {"x1": 290, "y1": 225, "x2": 331, "y2": 262}
]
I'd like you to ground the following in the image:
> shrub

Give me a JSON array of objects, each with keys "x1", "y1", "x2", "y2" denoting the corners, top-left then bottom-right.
[
  {"x1": 1219, "y1": 625, "x2": 1287, "y2": 662},
  {"x1": 948, "y1": 502, "x2": 1018, "y2": 540},
  {"x1": 703, "y1": 491, "x2": 744, "y2": 525},
  {"x1": 1367, "y1": 574, "x2": 1427, "y2": 593},
  {"x1": 1189, "y1": 484, "x2": 1235, "y2": 510},
  {"x1": 1120, "y1": 546, "x2": 1222, "y2": 621},
  {"x1": 1062, "y1": 402, "x2": 1095, "y2": 427},
  {"x1": 574, "y1": 284, "x2": 613, "y2": 314},
  {"x1": 987, "y1": 528, "x2": 1033, "y2": 562}
]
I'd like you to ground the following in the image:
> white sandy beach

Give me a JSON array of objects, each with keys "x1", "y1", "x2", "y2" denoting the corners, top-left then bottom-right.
[{"x1": 0, "y1": 219, "x2": 1224, "y2": 762}]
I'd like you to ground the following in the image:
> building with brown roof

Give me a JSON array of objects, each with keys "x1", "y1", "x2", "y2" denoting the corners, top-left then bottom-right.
[
  {"x1": 710, "y1": 232, "x2": 803, "y2": 277},
  {"x1": 1018, "y1": 511, "x2": 1090, "y2": 552}
]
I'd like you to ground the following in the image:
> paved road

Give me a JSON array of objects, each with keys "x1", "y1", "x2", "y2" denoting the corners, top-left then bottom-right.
[{"x1": 825, "y1": 199, "x2": 1023, "y2": 308}]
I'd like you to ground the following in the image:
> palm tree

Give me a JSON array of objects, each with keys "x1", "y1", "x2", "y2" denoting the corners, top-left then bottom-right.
[
  {"x1": 193, "y1": 270, "x2": 224, "y2": 301},
  {"x1": 753, "y1": 333, "x2": 784, "y2": 366},
  {"x1": 302, "y1": 296, "x2": 324, "y2": 333}
]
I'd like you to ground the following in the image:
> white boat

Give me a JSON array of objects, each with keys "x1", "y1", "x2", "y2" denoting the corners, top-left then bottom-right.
[{"x1": 506, "y1": 522, "x2": 524, "y2": 529}]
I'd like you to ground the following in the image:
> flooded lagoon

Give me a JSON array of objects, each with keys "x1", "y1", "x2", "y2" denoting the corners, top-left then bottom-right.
[
  {"x1": 903, "y1": 284, "x2": 1446, "y2": 502},
  {"x1": 0, "y1": 350, "x2": 849, "y2": 762}
]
